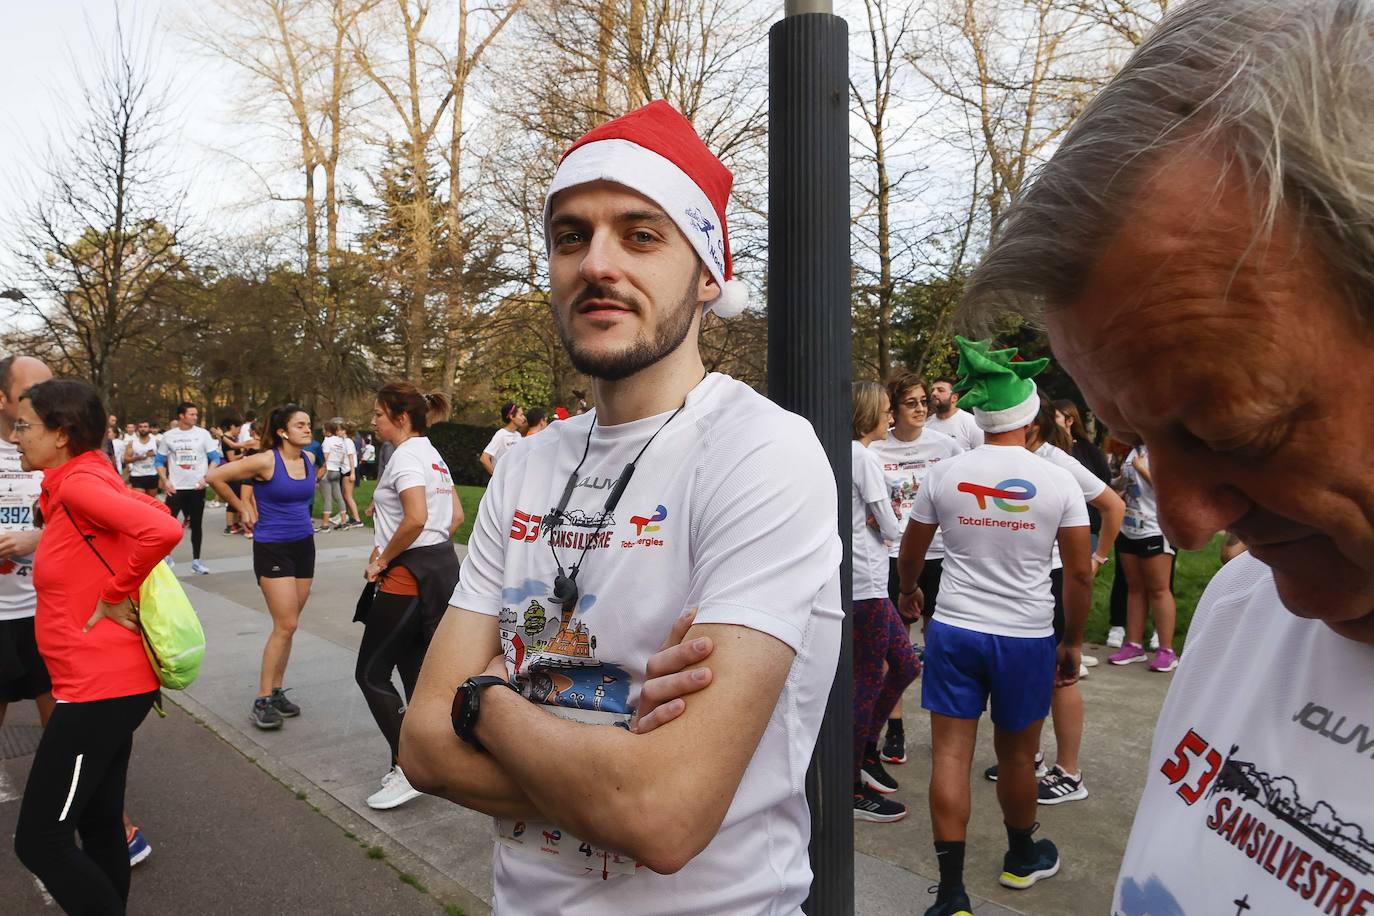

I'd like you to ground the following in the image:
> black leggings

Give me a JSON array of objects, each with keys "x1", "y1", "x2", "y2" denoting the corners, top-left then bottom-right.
[
  {"x1": 167, "y1": 488, "x2": 206, "y2": 559},
  {"x1": 15, "y1": 690, "x2": 157, "y2": 914},
  {"x1": 355, "y1": 592, "x2": 427, "y2": 765}
]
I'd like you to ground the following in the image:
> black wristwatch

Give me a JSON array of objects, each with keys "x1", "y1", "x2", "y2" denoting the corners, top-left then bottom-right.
[{"x1": 451, "y1": 675, "x2": 515, "y2": 752}]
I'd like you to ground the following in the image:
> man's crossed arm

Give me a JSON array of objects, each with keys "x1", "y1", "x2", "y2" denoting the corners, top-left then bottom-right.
[{"x1": 399, "y1": 605, "x2": 792, "y2": 875}]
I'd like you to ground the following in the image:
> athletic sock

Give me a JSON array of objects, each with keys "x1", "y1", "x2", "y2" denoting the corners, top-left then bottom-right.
[
  {"x1": 1006, "y1": 822, "x2": 1037, "y2": 859},
  {"x1": 887, "y1": 717, "x2": 904, "y2": 736},
  {"x1": 934, "y1": 841, "x2": 965, "y2": 895}
]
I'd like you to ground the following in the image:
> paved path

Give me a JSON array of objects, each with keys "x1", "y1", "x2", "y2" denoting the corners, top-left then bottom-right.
[{"x1": 1, "y1": 506, "x2": 1175, "y2": 913}]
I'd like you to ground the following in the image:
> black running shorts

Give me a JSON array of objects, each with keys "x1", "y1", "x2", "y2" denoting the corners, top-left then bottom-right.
[
  {"x1": 1115, "y1": 533, "x2": 1175, "y2": 558},
  {"x1": 0, "y1": 616, "x2": 52, "y2": 702},
  {"x1": 253, "y1": 536, "x2": 316, "y2": 579}
]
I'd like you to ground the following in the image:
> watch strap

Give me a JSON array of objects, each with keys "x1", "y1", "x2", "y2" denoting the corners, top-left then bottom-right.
[{"x1": 452, "y1": 675, "x2": 513, "y2": 751}]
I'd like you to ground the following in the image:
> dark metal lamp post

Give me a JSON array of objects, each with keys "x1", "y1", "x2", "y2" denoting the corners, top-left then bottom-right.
[{"x1": 768, "y1": 3, "x2": 853, "y2": 914}]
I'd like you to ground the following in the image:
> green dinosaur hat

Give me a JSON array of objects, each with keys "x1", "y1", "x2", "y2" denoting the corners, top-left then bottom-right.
[{"x1": 952, "y1": 336, "x2": 1050, "y2": 433}]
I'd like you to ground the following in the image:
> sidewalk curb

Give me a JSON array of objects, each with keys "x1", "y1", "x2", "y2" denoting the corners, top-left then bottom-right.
[{"x1": 165, "y1": 689, "x2": 489, "y2": 916}]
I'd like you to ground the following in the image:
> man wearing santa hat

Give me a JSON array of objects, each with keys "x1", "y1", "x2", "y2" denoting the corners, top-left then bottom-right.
[{"x1": 399, "y1": 101, "x2": 843, "y2": 914}]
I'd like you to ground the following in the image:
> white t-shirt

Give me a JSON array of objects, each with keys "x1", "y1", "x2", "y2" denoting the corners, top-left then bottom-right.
[
  {"x1": 925, "y1": 408, "x2": 985, "y2": 450},
  {"x1": 0, "y1": 439, "x2": 41, "y2": 621},
  {"x1": 452, "y1": 373, "x2": 843, "y2": 915},
  {"x1": 852, "y1": 441, "x2": 900, "y2": 601},
  {"x1": 868, "y1": 428, "x2": 964, "y2": 559},
  {"x1": 910, "y1": 444, "x2": 1088, "y2": 638},
  {"x1": 362, "y1": 443, "x2": 376, "y2": 463},
  {"x1": 372, "y1": 437, "x2": 454, "y2": 550},
  {"x1": 1114, "y1": 553, "x2": 1374, "y2": 914},
  {"x1": 236, "y1": 423, "x2": 255, "y2": 445},
  {"x1": 1121, "y1": 446, "x2": 1164, "y2": 540},
  {"x1": 343, "y1": 437, "x2": 357, "y2": 471},
  {"x1": 157, "y1": 426, "x2": 217, "y2": 491},
  {"x1": 109, "y1": 435, "x2": 126, "y2": 474},
  {"x1": 483, "y1": 427, "x2": 522, "y2": 467},
  {"x1": 1034, "y1": 442, "x2": 1106, "y2": 570},
  {"x1": 322, "y1": 435, "x2": 350, "y2": 473},
  {"x1": 125, "y1": 435, "x2": 158, "y2": 477}
]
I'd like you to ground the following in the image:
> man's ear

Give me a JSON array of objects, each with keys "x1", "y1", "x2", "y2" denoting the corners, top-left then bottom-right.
[{"x1": 696, "y1": 263, "x2": 718, "y2": 307}]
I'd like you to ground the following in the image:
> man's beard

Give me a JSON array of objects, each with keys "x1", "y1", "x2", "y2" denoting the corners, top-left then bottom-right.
[{"x1": 554, "y1": 271, "x2": 701, "y2": 382}]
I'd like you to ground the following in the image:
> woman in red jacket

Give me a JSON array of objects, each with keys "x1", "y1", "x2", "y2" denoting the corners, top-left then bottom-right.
[{"x1": 9, "y1": 379, "x2": 181, "y2": 914}]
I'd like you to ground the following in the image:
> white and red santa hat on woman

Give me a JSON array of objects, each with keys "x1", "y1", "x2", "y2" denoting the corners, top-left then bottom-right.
[{"x1": 543, "y1": 100, "x2": 749, "y2": 318}]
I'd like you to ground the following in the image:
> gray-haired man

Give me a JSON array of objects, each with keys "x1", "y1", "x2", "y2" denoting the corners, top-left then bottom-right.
[{"x1": 964, "y1": 1, "x2": 1374, "y2": 912}]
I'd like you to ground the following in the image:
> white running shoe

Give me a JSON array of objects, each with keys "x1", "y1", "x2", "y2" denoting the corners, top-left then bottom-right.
[
  {"x1": 1078, "y1": 662, "x2": 1091, "y2": 679},
  {"x1": 1148, "y1": 631, "x2": 1160, "y2": 651},
  {"x1": 366, "y1": 766, "x2": 422, "y2": 810},
  {"x1": 191, "y1": 559, "x2": 210, "y2": 575},
  {"x1": 1106, "y1": 626, "x2": 1125, "y2": 649},
  {"x1": 1081, "y1": 653, "x2": 1099, "y2": 668}
]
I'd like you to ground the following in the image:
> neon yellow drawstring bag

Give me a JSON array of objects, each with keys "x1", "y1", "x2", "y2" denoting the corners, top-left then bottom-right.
[
  {"x1": 136, "y1": 560, "x2": 206, "y2": 690},
  {"x1": 63, "y1": 506, "x2": 206, "y2": 690}
]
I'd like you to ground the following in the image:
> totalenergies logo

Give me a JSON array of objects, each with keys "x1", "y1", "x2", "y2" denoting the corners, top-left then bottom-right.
[
  {"x1": 958, "y1": 478, "x2": 1037, "y2": 513},
  {"x1": 630, "y1": 504, "x2": 667, "y2": 536}
]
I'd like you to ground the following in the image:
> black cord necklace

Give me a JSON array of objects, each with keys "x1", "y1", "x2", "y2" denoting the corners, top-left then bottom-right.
[{"x1": 544, "y1": 384, "x2": 699, "y2": 611}]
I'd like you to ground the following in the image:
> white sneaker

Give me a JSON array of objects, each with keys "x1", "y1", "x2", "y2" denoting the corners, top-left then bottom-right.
[
  {"x1": 366, "y1": 766, "x2": 422, "y2": 810},
  {"x1": 1106, "y1": 626, "x2": 1125, "y2": 648},
  {"x1": 1078, "y1": 662, "x2": 1091, "y2": 679},
  {"x1": 1081, "y1": 654, "x2": 1099, "y2": 668},
  {"x1": 191, "y1": 559, "x2": 210, "y2": 575},
  {"x1": 1148, "y1": 631, "x2": 1160, "y2": 651}
]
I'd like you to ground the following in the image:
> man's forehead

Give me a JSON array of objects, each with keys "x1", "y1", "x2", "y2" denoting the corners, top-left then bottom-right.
[{"x1": 549, "y1": 181, "x2": 671, "y2": 223}]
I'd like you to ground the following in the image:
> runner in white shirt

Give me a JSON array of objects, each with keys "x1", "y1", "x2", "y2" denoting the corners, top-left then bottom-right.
[
  {"x1": 927, "y1": 377, "x2": 985, "y2": 450},
  {"x1": 123, "y1": 421, "x2": 160, "y2": 495},
  {"x1": 480, "y1": 403, "x2": 526, "y2": 476},
  {"x1": 1108, "y1": 445, "x2": 1181, "y2": 671},
  {"x1": 897, "y1": 338, "x2": 1091, "y2": 916},
  {"x1": 156, "y1": 402, "x2": 221, "y2": 575},
  {"x1": 320, "y1": 420, "x2": 350, "y2": 529},
  {"x1": 868, "y1": 372, "x2": 963, "y2": 765},
  {"x1": 0, "y1": 356, "x2": 54, "y2": 731},
  {"x1": 339, "y1": 430, "x2": 363, "y2": 528},
  {"x1": 398, "y1": 101, "x2": 843, "y2": 914},
  {"x1": 849, "y1": 381, "x2": 920, "y2": 824}
]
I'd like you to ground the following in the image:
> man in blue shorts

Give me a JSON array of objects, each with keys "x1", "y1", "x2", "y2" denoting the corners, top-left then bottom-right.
[{"x1": 898, "y1": 337, "x2": 1092, "y2": 916}]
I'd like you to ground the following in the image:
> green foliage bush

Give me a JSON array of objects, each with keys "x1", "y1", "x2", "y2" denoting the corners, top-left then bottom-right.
[{"x1": 428, "y1": 421, "x2": 497, "y2": 486}]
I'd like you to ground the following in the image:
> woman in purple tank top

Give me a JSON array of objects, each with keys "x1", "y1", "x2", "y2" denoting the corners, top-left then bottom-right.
[{"x1": 207, "y1": 405, "x2": 325, "y2": 730}]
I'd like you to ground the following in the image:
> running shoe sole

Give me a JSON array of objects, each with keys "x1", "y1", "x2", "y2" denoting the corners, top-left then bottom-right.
[
  {"x1": 999, "y1": 857, "x2": 1060, "y2": 890},
  {"x1": 879, "y1": 751, "x2": 908, "y2": 764},
  {"x1": 860, "y1": 768, "x2": 898, "y2": 795},
  {"x1": 1150, "y1": 660, "x2": 1179, "y2": 673},
  {"x1": 1109, "y1": 653, "x2": 1148, "y2": 666},
  {"x1": 367, "y1": 787, "x2": 422, "y2": 810},
  {"x1": 853, "y1": 805, "x2": 907, "y2": 823},
  {"x1": 1038, "y1": 783, "x2": 1089, "y2": 805}
]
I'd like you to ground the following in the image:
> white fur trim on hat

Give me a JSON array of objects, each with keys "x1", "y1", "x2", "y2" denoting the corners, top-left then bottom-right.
[
  {"x1": 545, "y1": 138, "x2": 738, "y2": 313},
  {"x1": 972, "y1": 386, "x2": 1041, "y2": 434},
  {"x1": 711, "y1": 278, "x2": 749, "y2": 318}
]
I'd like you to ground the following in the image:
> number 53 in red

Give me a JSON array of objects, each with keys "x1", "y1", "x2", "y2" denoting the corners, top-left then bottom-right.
[{"x1": 1159, "y1": 728, "x2": 1223, "y2": 805}]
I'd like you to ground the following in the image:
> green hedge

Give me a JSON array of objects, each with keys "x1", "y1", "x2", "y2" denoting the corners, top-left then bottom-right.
[{"x1": 428, "y1": 421, "x2": 498, "y2": 486}]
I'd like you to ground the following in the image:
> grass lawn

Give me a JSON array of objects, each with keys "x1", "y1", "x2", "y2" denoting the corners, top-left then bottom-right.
[
  {"x1": 1085, "y1": 534, "x2": 1226, "y2": 651},
  {"x1": 312, "y1": 478, "x2": 485, "y2": 545},
  {"x1": 317, "y1": 479, "x2": 1227, "y2": 651}
]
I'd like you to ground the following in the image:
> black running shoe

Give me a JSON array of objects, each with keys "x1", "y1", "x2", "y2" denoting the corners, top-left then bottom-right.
[
  {"x1": 270, "y1": 687, "x2": 300, "y2": 717},
  {"x1": 1000, "y1": 836, "x2": 1061, "y2": 890},
  {"x1": 984, "y1": 750, "x2": 1046, "y2": 782},
  {"x1": 861, "y1": 754, "x2": 899, "y2": 794},
  {"x1": 923, "y1": 885, "x2": 973, "y2": 916},
  {"x1": 880, "y1": 725, "x2": 907, "y2": 764},
  {"x1": 252, "y1": 697, "x2": 283, "y2": 730},
  {"x1": 853, "y1": 785, "x2": 907, "y2": 823}
]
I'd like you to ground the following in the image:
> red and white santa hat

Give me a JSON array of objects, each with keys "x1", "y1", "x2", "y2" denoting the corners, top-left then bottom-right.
[{"x1": 543, "y1": 100, "x2": 749, "y2": 318}]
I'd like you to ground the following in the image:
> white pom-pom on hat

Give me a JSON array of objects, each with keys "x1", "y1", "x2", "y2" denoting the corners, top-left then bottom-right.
[{"x1": 709, "y1": 278, "x2": 749, "y2": 318}]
